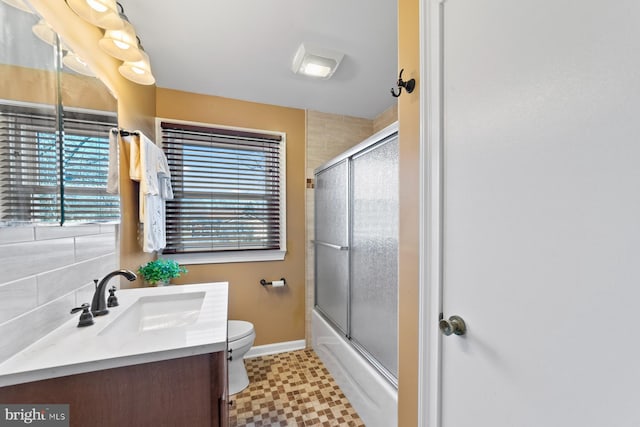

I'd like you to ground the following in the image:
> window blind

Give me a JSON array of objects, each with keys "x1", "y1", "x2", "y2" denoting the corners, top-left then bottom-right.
[
  {"x1": 0, "y1": 104, "x2": 118, "y2": 225},
  {"x1": 161, "y1": 121, "x2": 283, "y2": 254},
  {"x1": 0, "y1": 106, "x2": 59, "y2": 223},
  {"x1": 62, "y1": 111, "x2": 119, "y2": 223}
]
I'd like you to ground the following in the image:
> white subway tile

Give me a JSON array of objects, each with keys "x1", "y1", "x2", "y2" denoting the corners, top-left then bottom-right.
[
  {"x1": 74, "y1": 234, "x2": 116, "y2": 262},
  {"x1": 0, "y1": 278, "x2": 38, "y2": 324},
  {"x1": 74, "y1": 282, "x2": 96, "y2": 307},
  {"x1": 36, "y1": 254, "x2": 117, "y2": 305},
  {"x1": 35, "y1": 224, "x2": 102, "y2": 241},
  {"x1": 0, "y1": 293, "x2": 75, "y2": 363},
  {"x1": 99, "y1": 224, "x2": 117, "y2": 234},
  {"x1": 0, "y1": 227, "x2": 34, "y2": 244},
  {"x1": 1, "y1": 238, "x2": 76, "y2": 284}
]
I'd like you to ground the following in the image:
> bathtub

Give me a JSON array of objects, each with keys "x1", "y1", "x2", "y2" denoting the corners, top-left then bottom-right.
[{"x1": 312, "y1": 309, "x2": 398, "y2": 427}]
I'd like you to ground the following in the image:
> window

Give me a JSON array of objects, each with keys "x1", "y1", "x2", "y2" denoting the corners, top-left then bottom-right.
[
  {"x1": 0, "y1": 102, "x2": 119, "y2": 225},
  {"x1": 159, "y1": 120, "x2": 286, "y2": 263}
]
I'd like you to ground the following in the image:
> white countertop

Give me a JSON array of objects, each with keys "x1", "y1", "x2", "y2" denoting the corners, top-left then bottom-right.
[{"x1": 0, "y1": 282, "x2": 228, "y2": 387}]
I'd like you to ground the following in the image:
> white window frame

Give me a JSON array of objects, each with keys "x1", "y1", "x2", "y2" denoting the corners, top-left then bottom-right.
[{"x1": 155, "y1": 117, "x2": 287, "y2": 264}]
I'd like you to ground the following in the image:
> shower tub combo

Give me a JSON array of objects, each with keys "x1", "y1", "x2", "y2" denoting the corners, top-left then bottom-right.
[{"x1": 312, "y1": 123, "x2": 399, "y2": 427}]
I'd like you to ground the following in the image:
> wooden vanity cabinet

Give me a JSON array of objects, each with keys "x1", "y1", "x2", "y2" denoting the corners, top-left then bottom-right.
[{"x1": 0, "y1": 351, "x2": 228, "y2": 427}]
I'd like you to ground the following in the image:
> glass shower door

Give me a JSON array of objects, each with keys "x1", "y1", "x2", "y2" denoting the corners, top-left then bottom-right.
[
  {"x1": 314, "y1": 160, "x2": 349, "y2": 333},
  {"x1": 350, "y1": 136, "x2": 399, "y2": 380}
]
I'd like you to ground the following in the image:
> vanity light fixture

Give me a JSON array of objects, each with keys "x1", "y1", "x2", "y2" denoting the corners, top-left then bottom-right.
[
  {"x1": 63, "y1": 50, "x2": 96, "y2": 77},
  {"x1": 98, "y1": 15, "x2": 142, "y2": 61},
  {"x1": 1, "y1": 0, "x2": 34, "y2": 13},
  {"x1": 118, "y1": 47, "x2": 155, "y2": 85},
  {"x1": 31, "y1": 16, "x2": 96, "y2": 78},
  {"x1": 65, "y1": 0, "x2": 122, "y2": 30},
  {"x1": 66, "y1": 0, "x2": 156, "y2": 85},
  {"x1": 291, "y1": 43, "x2": 344, "y2": 80},
  {"x1": 32, "y1": 19, "x2": 58, "y2": 47}
]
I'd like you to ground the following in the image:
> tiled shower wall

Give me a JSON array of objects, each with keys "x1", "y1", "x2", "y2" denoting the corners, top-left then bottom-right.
[
  {"x1": 373, "y1": 104, "x2": 399, "y2": 134},
  {"x1": 0, "y1": 225, "x2": 117, "y2": 362},
  {"x1": 305, "y1": 106, "x2": 397, "y2": 346}
]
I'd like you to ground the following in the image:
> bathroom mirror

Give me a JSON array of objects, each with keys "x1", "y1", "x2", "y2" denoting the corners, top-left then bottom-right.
[{"x1": 0, "y1": 1, "x2": 118, "y2": 226}]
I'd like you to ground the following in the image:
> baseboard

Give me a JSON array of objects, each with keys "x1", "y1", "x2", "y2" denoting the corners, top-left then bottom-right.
[{"x1": 245, "y1": 339, "x2": 307, "y2": 359}]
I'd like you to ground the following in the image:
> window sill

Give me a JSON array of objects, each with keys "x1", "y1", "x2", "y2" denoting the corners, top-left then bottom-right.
[{"x1": 166, "y1": 250, "x2": 286, "y2": 265}]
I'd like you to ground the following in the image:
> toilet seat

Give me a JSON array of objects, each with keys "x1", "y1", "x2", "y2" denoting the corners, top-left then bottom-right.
[{"x1": 228, "y1": 320, "x2": 254, "y2": 342}]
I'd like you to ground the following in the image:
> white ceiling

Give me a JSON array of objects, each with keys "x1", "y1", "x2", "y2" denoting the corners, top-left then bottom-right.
[{"x1": 119, "y1": 0, "x2": 398, "y2": 120}]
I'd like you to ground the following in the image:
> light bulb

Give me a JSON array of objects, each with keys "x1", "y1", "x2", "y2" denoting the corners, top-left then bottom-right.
[
  {"x1": 119, "y1": 49, "x2": 155, "y2": 85},
  {"x1": 113, "y1": 39, "x2": 129, "y2": 50},
  {"x1": 302, "y1": 63, "x2": 332, "y2": 78},
  {"x1": 32, "y1": 19, "x2": 57, "y2": 47},
  {"x1": 98, "y1": 20, "x2": 140, "y2": 61},
  {"x1": 86, "y1": 0, "x2": 108, "y2": 12},
  {"x1": 67, "y1": 0, "x2": 121, "y2": 29},
  {"x1": 63, "y1": 51, "x2": 95, "y2": 77}
]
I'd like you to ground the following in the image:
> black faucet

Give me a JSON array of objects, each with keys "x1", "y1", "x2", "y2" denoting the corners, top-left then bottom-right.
[{"x1": 91, "y1": 269, "x2": 137, "y2": 316}]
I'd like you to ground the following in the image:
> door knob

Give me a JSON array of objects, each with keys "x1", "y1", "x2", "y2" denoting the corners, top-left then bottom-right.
[{"x1": 439, "y1": 315, "x2": 466, "y2": 336}]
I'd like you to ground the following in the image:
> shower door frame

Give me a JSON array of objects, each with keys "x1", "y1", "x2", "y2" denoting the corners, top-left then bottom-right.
[{"x1": 314, "y1": 122, "x2": 399, "y2": 388}]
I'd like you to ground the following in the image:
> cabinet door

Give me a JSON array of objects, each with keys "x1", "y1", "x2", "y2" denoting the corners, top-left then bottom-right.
[
  {"x1": 213, "y1": 350, "x2": 228, "y2": 427},
  {"x1": 0, "y1": 354, "x2": 219, "y2": 426}
]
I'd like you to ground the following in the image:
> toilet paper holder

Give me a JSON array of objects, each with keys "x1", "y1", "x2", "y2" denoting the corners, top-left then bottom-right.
[{"x1": 260, "y1": 278, "x2": 286, "y2": 287}]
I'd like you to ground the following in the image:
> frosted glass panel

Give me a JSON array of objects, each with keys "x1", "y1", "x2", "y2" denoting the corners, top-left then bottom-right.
[
  {"x1": 350, "y1": 137, "x2": 399, "y2": 378},
  {"x1": 315, "y1": 244, "x2": 349, "y2": 332},
  {"x1": 314, "y1": 160, "x2": 349, "y2": 332},
  {"x1": 315, "y1": 160, "x2": 348, "y2": 245}
]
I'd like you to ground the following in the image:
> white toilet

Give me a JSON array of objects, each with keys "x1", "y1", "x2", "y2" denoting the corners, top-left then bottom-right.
[{"x1": 227, "y1": 320, "x2": 256, "y2": 395}]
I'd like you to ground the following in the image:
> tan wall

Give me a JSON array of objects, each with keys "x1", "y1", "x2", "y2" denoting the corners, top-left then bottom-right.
[
  {"x1": 156, "y1": 88, "x2": 306, "y2": 346},
  {"x1": 61, "y1": 71, "x2": 117, "y2": 112},
  {"x1": 397, "y1": 0, "x2": 421, "y2": 425},
  {"x1": 0, "y1": 65, "x2": 116, "y2": 113},
  {"x1": 0, "y1": 64, "x2": 56, "y2": 106},
  {"x1": 373, "y1": 103, "x2": 399, "y2": 134},
  {"x1": 31, "y1": 1, "x2": 158, "y2": 285}
]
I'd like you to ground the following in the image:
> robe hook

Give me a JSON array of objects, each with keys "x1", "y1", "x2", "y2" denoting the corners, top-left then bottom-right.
[{"x1": 390, "y1": 69, "x2": 415, "y2": 98}]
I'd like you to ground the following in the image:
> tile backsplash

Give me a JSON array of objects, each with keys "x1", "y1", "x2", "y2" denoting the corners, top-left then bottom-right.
[{"x1": 0, "y1": 224, "x2": 117, "y2": 363}]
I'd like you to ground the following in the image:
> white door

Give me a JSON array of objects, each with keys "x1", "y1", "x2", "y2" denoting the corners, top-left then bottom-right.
[{"x1": 430, "y1": 0, "x2": 640, "y2": 426}]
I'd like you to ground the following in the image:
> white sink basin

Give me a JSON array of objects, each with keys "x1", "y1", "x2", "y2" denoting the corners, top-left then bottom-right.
[
  {"x1": 99, "y1": 291, "x2": 206, "y2": 336},
  {"x1": 0, "y1": 282, "x2": 228, "y2": 388}
]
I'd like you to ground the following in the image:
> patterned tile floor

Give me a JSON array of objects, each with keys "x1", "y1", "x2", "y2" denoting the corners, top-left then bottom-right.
[{"x1": 229, "y1": 349, "x2": 365, "y2": 427}]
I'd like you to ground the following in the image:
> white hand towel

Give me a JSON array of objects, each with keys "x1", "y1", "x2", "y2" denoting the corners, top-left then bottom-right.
[
  {"x1": 142, "y1": 193, "x2": 166, "y2": 252},
  {"x1": 159, "y1": 174, "x2": 174, "y2": 200},
  {"x1": 157, "y1": 145, "x2": 174, "y2": 200},
  {"x1": 106, "y1": 129, "x2": 119, "y2": 194},
  {"x1": 140, "y1": 134, "x2": 163, "y2": 195},
  {"x1": 128, "y1": 132, "x2": 173, "y2": 252},
  {"x1": 129, "y1": 135, "x2": 141, "y2": 181}
]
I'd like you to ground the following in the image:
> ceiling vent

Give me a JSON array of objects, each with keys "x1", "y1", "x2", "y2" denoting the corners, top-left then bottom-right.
[{"x1": 291, "y1": 43, "x2": 344, "y2": 80}]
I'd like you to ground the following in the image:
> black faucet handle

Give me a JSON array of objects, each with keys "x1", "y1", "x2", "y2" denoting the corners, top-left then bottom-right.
[
  {"x1": 107, "y1": 286, "x2": 119, "y2": 308},
  {"x1": 70, "y1": 302, "x2": 90, "y2": 314},
  {"x1": 70, "y1": 303, "x2": 94, "y2": 327}
]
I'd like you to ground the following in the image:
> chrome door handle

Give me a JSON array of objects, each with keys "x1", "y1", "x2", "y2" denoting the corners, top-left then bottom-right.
[
  {"x1": 439, "y1": 315, "x2": 467, "y2": 336},
  {"x1": 312, "y1": 240, "x2": 349, "y2": 251}
]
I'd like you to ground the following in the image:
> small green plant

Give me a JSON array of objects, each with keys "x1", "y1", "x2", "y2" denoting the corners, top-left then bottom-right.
[{"x1": 138, "y1": 259, "x2": 187, "y2": 285}]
